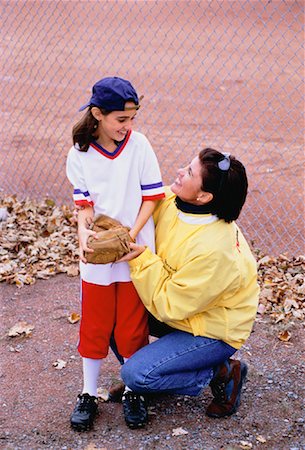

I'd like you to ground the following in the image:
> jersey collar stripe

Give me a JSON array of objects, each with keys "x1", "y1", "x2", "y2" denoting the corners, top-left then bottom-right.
[{"x1": 91, "y1": 130, "x2": 132, "y2": 160}]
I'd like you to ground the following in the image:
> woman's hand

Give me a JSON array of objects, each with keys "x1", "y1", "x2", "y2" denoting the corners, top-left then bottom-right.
[
  {"x1": 116, "y1": 242, "x2": 146, "y2": 262},
  {"x1": 128, "y1": 228, "x2": 137, "y2": 242}
]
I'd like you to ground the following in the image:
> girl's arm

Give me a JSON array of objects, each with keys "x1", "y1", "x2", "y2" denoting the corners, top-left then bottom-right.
[
  {"x1": 129, "y1": 200, "x2": 159, "y2": 241},
  {"x1": 77, "y1": 206, "x2": 96, "y2": 263}
]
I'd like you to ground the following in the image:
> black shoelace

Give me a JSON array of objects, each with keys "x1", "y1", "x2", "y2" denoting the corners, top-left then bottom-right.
[
  {"x1": 211, "y1": 382, "x2": 227, "y2": 403},
  {"x1": 124, "y1": 392, "x2": 144, "y2": 412},
  {"x1": 78, "y1": 395, "x2": 94, "y2": 411}
]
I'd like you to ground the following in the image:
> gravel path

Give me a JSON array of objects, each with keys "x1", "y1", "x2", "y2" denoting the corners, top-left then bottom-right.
[{"x1": 0, "y1": 275, "x2": 304, "y2": 450}]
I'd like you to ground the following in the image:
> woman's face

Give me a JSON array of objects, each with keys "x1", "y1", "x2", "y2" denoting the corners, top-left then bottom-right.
[
  {"x1": 98, "y1": 102, "x2": 137, "y2": 143},
  {"x1": 171, "y1": 156, "x2": 204, "y2": 203}
]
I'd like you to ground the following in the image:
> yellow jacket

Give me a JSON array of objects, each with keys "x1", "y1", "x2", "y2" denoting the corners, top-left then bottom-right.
[{"x1": 129, "y1": 188, "x2": 259, "y2": 349}]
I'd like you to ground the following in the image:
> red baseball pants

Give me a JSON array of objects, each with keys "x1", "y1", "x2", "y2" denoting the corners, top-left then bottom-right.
[{"x1": 78, "y1": 280, "x2": 149, "y2": 359}]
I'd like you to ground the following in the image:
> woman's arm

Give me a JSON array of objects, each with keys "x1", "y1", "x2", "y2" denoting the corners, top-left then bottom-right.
[{"x1": 127, "y1": 248, "x2": 232, "y2": 323}]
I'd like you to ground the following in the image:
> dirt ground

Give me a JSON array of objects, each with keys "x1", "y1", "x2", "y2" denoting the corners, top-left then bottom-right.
[{"x1": 0, "y1": 274, "x2": 304, "y2": 450}]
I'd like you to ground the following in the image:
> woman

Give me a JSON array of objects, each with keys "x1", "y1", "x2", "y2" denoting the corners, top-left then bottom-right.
[{"x1": 119, "y1": 148, "x2": 259, "y2": 429}]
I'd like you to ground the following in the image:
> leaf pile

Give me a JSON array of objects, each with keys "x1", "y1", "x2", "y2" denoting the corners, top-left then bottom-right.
[
  {"x1": 0, "y1": 195, "x2": 79, "y2": 286},
  {"x1": 255, "y1": 251, "x2": 304, "y2": 324},
  {"x1": 0, "y1": 196, "x2": 304, "y2": 323}
]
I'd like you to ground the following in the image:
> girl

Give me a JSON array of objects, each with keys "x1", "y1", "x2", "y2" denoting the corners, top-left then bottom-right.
[{"x1": 66, "y1": 76, "x2": 164, "y2": 430}]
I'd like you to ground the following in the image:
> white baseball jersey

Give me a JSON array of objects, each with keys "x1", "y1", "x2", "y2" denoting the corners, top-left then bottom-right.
[{"x1": 66, "y1": 130, "x2": 165, "y2": 285}]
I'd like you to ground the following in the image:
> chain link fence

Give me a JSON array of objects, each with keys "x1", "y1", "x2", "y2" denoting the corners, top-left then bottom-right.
[{"x1": 1, "y1": 0, "x2": 304, "y2": 255}]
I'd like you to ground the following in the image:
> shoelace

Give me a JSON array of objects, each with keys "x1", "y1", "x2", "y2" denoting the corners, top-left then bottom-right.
[
  {"x1": 211, "y1": 381, "x2": 227, "y2": 403},
  {"x1": 124, "y1": 393, "x2": 144, "y2": 412},
  {"x1": 78, "y1": 395, "x2": 94, "y2": 412}
]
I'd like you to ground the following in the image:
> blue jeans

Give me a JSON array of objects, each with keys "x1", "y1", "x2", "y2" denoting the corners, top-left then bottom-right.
[{"x1": 121, "y1": 329, "x2": 236, "y2": 396}]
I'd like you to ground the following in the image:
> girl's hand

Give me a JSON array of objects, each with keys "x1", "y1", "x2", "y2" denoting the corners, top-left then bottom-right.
[
  {"x1": 78, "y1": 227, "x2": 97, "y2": 263},
  {"x1": 116, "y1": 242, "x2": 146, "y2": 262}
]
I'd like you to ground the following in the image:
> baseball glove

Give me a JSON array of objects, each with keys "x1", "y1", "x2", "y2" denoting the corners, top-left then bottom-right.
[{"x1": 85, "y1": 214, "x2": 132, "y2": 264}]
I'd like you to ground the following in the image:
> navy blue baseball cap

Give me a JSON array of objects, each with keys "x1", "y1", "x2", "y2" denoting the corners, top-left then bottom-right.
[{"x1": 79, "y1": 76, "x2": 143, "y2": 112}]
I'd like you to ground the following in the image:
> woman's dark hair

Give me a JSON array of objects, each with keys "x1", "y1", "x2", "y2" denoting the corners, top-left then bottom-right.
[
  {"x1": 198, "y1": 148, "x2": 248, "y2": 222},
  {"x1": 72, "y1": 107, "x2": 111, "y2": 152}
]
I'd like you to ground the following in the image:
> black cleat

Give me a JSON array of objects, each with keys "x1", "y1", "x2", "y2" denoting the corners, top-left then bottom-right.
[
  {"x1": 70, "y1": 393, "x2": 98, "y2": 431},
  {"x1": 122, "y1": 391, "x2": 148, "y2": 429}
]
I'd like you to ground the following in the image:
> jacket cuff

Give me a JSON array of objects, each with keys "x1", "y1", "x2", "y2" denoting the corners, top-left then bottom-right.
[{"x1": 128, "y1": 247, "x2": 152, "y2": 269}]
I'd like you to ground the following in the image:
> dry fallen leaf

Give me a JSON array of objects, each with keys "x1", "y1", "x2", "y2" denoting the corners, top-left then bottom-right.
[
  {"x1": 68, "y1": 312, "x2": 81, "y2": 324},
  {"x1": 52, "y1": 359, "x2": 67, "y2": 370},
  {"x1": 239, "y1": 441, "x2": 253, "y2": 449},
  {"x1": 66, "y1": 264, "x2": 79, "y2": 277},
  {"x1": 172, "y1": 427, "x2": 188, "y2": 436},
  {"x1": 275, "y1": 313, "x2": 285, "y2": 324},
  {"x1": 0, "y1": 207, "x2": 8, "y2": 221},
  {"x1": 256, "y1": 435, "x2": 267, "y2": 443},
  {"x1": 257, "y1": 303, "x2": 266, "y2": 315},
  {"x1": 9, "y1": 346, "x2": 21, "y2": 353},
  {"x1": 97, "y1": 388, "x2": 110, "y2": 402},
  {"x1": 8, "y1": 321, "x2": 34, "y2": 337},
  {"x1": 278, "y1": 330, "x2": 292, "y2": 342}
]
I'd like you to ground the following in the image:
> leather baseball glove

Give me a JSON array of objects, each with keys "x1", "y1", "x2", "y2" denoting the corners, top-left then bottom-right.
[{"x1": 85, "y1": 214, "x2": 132, "y2": 264}]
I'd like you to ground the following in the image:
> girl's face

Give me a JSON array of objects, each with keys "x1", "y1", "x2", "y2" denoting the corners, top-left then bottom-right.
[
  {"x1": 98, "y1": 102, "x2": 137, "y2": 143},
  {"x1": 171, "y1": 156, "x2": 206, "y2": 203}
]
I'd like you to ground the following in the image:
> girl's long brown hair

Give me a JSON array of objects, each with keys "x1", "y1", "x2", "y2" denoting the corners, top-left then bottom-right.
[{"x1": 72, "y1": 108, "x2": 111, "y2": 152}]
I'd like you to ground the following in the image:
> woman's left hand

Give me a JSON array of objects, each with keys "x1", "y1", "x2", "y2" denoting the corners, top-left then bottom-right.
[{"x1": 116, "y1": 242, "x2": 146, "y2": 262}]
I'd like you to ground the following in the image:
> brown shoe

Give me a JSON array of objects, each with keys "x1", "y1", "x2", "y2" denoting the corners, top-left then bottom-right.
[
  {"x1": 107, "y1": 380, "x2": 125, "y2": 403},
  {"x1": 206, "y1": 359, "x2": 248, "y2": 418}
]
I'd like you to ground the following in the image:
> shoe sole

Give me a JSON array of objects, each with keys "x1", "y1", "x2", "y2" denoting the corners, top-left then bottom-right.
[
  {"x1": 70, "y1": 412, "x2": 98, "y2": 432},
  {"x1": 206, "y1": 362, "x2": 248, "y2": 418},
  {"x1": 125, "y1": 420, "x2": 148, "y2": 429},
  {"x1": 71, "y1": 422, "x2": 93, "y2": 432}
]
